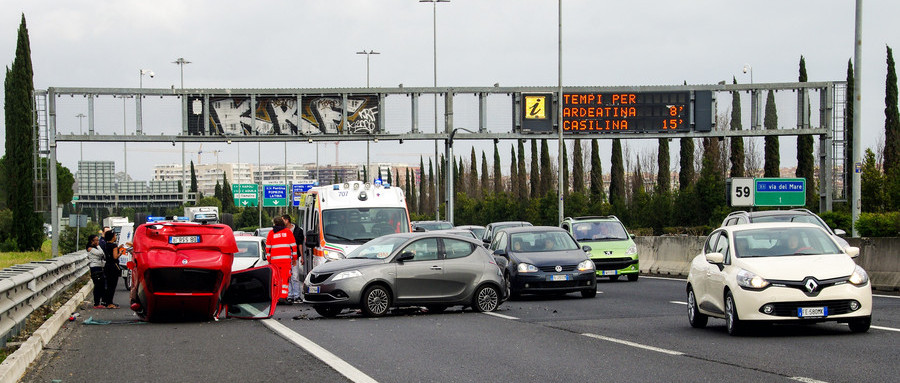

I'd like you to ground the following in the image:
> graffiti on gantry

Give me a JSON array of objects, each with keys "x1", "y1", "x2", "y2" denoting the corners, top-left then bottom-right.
[{"x1": 186, "y1": 95, "x2": 379, "y2": 136}]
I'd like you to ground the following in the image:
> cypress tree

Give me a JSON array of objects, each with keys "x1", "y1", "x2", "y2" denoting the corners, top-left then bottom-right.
[
  {"x1": 510, "y1": 145, "x2": 519, "y2": 197},
  {"x1": 387, "y1": 168, "x2": 393, "y2": 185},
  {"x1": 573, "y1": 139, "x2": 585, "y2": 193},
  {"x1": 884, "y1": 45, "x2": 900, "y2": 210},
  {"x1": 540, "y1": 139, "x2": 552, "y2": 195},
  {"x1": 797, "y1": 56, "x2": 818, "y2": 210},
  {"x1": 530, "y1": 139, "x2": 539, "y2": 198},
  {"x1": 5, "y1": 15, "x2": 41, "y2": 249},
  {"x1": 214, "y1": 181, "x2": 222, "y2": 202},
  {"x1": 763, "y1": 90, "x2": 780, "y2": 177},
  {"x1": 609, "y1": 139, "x2": 625, "y2": 206},
  {"x1": 860, "y1": 148, "x2": 885, "y2": 212},
  {"x1": 437, "y1": 155, "x2": 444, "y2": 207},
  {"x1": 481, "y1": 151, "x2": 489, "y2": 196},
  {"x1": 696, "y1": 138, "x2": 726, "y2": 225},
  {"x1": 730, "y1": 76, "x2": 746, "y2": 177},
  {"x1": 517, "y1": 140, "x2": 527, "y2": 200},
  {"x1": 493, "y1": 142, "x2": 502, "y2": 194},
  {"x1": 428, "y1": 159, "x2": 435, "y2": 217},
  {"x1": 679, "y1": 138, "x2": 694, "y2": 190},
  {"x1": 190, "y1": 161, "x2": 198, "y2": 193},
  {"x1": 222, "y1": 173, "x2": 234, "y2": 211},
  {"x1": 657, "y1": 138, "x2": 670, "y2": 193},
  {"x1": 589, "y1": 139, "x2": 605, "y2": 203},
  {"x1": 845, "y1": 59, "x2": 855, "y2": 204},
  {"x1": 562, "y1": 141, "x2": 569, "y2": 198},
  {"x1": 419, "y1": 157, "x2": 427, "y2": 215},
  {"x1": 469, "y1": 147, "x2": 478, "y2": 196}
]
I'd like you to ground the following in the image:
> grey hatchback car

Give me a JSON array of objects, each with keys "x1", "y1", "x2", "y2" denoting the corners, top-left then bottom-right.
[{"x1": 302, "y1": 233, "x2": 506, "y2": 317}]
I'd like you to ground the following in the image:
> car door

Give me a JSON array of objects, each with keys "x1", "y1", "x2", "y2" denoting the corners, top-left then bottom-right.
[
  {"x1": 694, "y1": 232, "x2": 720, "y2": 311},
  {"x1": 705, "y1": 231, "x2": 731, "y2": 315},
  {"x1": 440, "y1": 238, "x2": 481, "y2": 300},
  {"x1": 222, "y1": 264, "x2": 280, "y2": 319},
  {"x1": 395, "y1": 238, "x2": 444, "y2": 302}
]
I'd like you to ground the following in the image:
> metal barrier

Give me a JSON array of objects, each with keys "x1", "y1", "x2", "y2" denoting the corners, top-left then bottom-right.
[{"x1": 0, "y1": 251, "x2": 88, "y2": 347}]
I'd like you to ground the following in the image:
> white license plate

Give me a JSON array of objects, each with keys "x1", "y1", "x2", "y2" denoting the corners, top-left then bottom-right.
[
  {"x1": 550, "y1": 275, "x2": 569, "y2": 281},
  {"x1": 798, "y1": 307, "x2": 827, "y2": 318},
  {"x1": 308, "y1": 286, "x2": 320, "y2": 293},
  {"x1": 601, "y1": 270, "x2": 618, "y2": 276},
  {"x1": 169, "y1": 235, "x2": 200, "y2": 244}
]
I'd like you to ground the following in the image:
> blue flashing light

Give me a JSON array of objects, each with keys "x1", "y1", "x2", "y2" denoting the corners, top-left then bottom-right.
[{"x1": 333, "y1": 185, "x2": 340, "y2": 190}]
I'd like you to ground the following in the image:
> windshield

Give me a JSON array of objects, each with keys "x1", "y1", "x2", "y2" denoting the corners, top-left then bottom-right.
[
  {"x1": 733, "y1": 227, "x2": 842, "y2": 258},
  {"x1": 751, "y1": 214, "x2": 828, "y2": 231},
  {"x1": 323, "y1": 208, "x2": 409, "y2": 243},
  {"x1": 510, "y1": 231, "x2": 579, "y2": 253},
  {"x1": 468, "y1": 228, "x2": 486, "y2": 239},
  {"x1": 572, "y1": 221, "x2": 628, "y2": 241},
  {"x1": 416, "y1": 221, "x2": 453, "y2": 230},
  {"x1": 346, "y1": 236, "x2": 409, "y2": 259},
  {"x1": 234, "y1": 241, "x2": 260, "y2": 258}
]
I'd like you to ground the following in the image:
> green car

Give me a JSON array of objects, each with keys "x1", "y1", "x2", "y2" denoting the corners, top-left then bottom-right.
[{"x1": 561, "y1": 216, "x2": 639, "y2": 282}]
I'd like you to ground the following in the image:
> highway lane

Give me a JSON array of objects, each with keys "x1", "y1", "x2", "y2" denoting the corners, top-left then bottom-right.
[{"x1": 20, "y1": 277, "x2": 899, "y2": 382}]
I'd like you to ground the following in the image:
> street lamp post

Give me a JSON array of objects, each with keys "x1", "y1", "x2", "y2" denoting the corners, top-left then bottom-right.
[
  {"x1": 420, "y1": 0, "x2": 450, "y2": 220},
  {"x1": 173, "y1": 58, "x2": 191, "y2": 204},
  {"x1": 356, "y1": 50, "x2": 380, "y2": 181},
  {"x1": 742, "y1": 64, "x2": 753, "y2": 84}
]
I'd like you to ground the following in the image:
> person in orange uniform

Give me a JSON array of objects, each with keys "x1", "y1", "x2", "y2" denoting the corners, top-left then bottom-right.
[{"x1": 265, "y1": 217, "x2": 297, "y2": 302}]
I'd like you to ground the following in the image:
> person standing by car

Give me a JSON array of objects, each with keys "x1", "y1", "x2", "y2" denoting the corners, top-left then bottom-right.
[
  {"x1": 86, "y1": 234, "x2": 107, "y2": 308},
  {"x1": 101, "y1": 230, "x2": 122, "y2": 308},
  {"x1": 282, "y1": 214, "x2": 305, "y2": 304},
  {"x1": 266, "y1": 217, "x2": 297, "y2": 302}
]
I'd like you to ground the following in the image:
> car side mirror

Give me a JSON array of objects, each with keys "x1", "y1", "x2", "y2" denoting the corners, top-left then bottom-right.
[
  {"x1": 845, "y1": 246, "x2": 860, "y2": 258},
  {"x1": 414, "y1": 227, "x2": 426, "y2": 232},
  {"x1": 630, "y1": 233, "x2": 636, "y2": 239},
  {"x1": 492, "y1": 249, "x2": 508, "y2": 258},
  {"x1": 582, "y1": 245, "x2": 592, "y2": 252},
  {"x1": 397, "y1": 251, "x2": 415, "y2": 262},
  {"x1": 305, "y1": 231, "x2": 320, "y2": 248},
  {"x1": 705, "y1": 252, "x2": 725, "y2": 264},
  {"x1": 834, "y1": 229, "x2": 847, "y2": 237}
]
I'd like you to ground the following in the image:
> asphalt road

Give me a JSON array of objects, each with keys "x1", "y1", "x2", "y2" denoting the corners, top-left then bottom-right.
[{"x1": 21, "y1": 276, "x2": 900, "y2": 383}]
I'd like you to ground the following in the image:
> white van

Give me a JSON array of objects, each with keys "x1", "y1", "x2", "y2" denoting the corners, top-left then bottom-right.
[{"x1": 301, "y1": 181, "x2": 411, "y2": 270}]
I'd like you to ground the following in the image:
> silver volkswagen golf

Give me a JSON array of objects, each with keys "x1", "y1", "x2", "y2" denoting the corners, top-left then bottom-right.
[{"x1": 302, "y1": 232, "x2": 506, "y2": 317}]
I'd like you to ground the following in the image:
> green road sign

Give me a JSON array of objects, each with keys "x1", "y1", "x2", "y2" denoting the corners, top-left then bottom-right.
[
  {"x1": 263, "y1": 185, "x2": 287, "y2": 207},
  {"x1": 754, "y1": 178, "x2": 806, "y2": 207},
  {"x1": 232, "y1": 183, "x2": 259, "y2": 207}
]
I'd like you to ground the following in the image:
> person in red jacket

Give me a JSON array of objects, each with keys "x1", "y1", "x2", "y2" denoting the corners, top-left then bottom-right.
[{"x1": 265, "y1": 216, "x2": 297, "y2": 302}]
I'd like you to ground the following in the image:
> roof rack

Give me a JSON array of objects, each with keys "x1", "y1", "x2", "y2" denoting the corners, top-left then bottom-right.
[{"x1": 569, "y1": 215, "x2": 619, "y2": 221}]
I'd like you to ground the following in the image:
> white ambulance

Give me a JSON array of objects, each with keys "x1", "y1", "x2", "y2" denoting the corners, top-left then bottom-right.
[{"x1": 301, "y1": 181, "x2": 411, "y2": 270}]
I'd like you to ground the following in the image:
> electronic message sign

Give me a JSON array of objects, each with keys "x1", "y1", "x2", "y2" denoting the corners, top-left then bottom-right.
[{"x1": 562, "y1": 92, "x2": 691, "y2": 133}]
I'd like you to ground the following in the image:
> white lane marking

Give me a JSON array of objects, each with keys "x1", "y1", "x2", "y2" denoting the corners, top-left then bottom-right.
[
  {"x1": 263, "y1": 319, "x2": 378, "y2": 383},
  {"x1": 641, "y1": 275, "x2": 686, "y2": 282},
  {"x1": 581, "y1": 333, "x2": 684, "y2": 356},
  {"x1": 871, "y1": 325, "x2": 900, "y2": 333},
  {"x1": 670, "y1": 301, "x2": 687, "y2": 305},
  {"x1": 483, "y1": 312, "x2": 519, "y2": 320},
  {"x1": 596, "y1": 289, "x2": 604, "y2": 293},
  {"x1": 874, "y1": 294, "x2": 900, "y2": 299},
  {"x1": 790, "y1": 377, "x2": 829, "y2": 383}
]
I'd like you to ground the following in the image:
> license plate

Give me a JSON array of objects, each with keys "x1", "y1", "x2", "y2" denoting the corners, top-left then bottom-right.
[
  {"x1": 550, "y1": 275, "x2": 569, "y2": 281},
  {"x1": 308, "y1": 286, "x2": 320, "y2": 293},
  {"x1": 601, "y1": 270, "x2": 618, "y2": 276},
  {"x1": 798, "y1": 307, "x2": 828, "y2": 318},
  {"x1": 169, "y1": 235, "x2": 200, "y2": 244}
]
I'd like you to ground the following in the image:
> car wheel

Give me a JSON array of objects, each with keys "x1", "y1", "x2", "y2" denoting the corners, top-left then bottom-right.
[
  {"x1": 687, "y1": 287, "x2": 708, "y2": 328},
  {"x1": 123, "y1": 271, "x2": 133, "y2": 290},
  {"x1": 313, "y1": 305, "x2": 343, "y2": 318},
  {"x1": 425, "y1": 305, "x2": 448, "y2": 314},
  {"x1": 361, "y1": 285, "x2": 391, "y2": 317},
  {"x1": 472, "y1": 285, "x2": 500, "y2": 312},
  {"x1": 725, "y1": 291, "x2": 743, "y2": 336},
  {"x1": 848, "y1": 316, "x2": 871, "y2": 333},
  {"x1": 627, "y1": 273, "x2": 639, "y2": 282},
  {"x1": 608, "y1": 275, "x2": 620, "y2": 281},
  {"x1": 581, "y1": 288, "x2": 597, "y2": 298},
  {"x1": 503, "y1": 272, "x2": 512, "y2": 299}
]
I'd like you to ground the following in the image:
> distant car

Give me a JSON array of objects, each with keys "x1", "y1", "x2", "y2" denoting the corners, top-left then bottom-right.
[
  {"x1": 432, "y1": 229, "x2": 479, "y2": 240},
  {"x1": 232, "y1": 236, "x2": 268, "y2": 272},
  {"x1": 254, "y1": 227, "x2": 272, "y2": 238},
  {"x1": 489, "y1": 226, "x2": 597, "y2": 299},
  {"x1": 302, "y1": 232, "x2": 505, "y2": 317},
  {"x1": 411, "y1": 221, "x2": 454, "y2": 232},
  {"x1": 686, "y1": 223, "x2": 871, "y2": 335},
  {"x1": 721, "y1": 209, "x2": 849, "y2": 248},
  {"x1": 562, "y1": 216, "x2": 639, "y2": 282},
  {"x1": 481, "y1": 221, "x2": 532, "y2": 247},
  {"x1": 455, "y1": 225, "x2": 486, "y2": 240}
]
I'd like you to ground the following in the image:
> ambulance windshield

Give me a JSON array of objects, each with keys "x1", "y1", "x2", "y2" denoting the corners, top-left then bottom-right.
[{"x1": 322, "y1": 208, "x2": 409, "y2": 243}]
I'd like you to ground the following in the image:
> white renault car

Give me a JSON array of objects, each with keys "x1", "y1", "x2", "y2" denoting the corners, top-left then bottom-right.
[{"x1": 686, "y1": 223, "x2": 872, "y2": 335}]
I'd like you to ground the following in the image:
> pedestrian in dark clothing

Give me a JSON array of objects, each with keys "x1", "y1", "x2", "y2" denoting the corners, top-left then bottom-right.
[
  {"x1": 86, "y1": 234, "x2": 107, "y2": 308},
  {"x1": 101, "y1": 230, "x2": 122, "y2": 308}
]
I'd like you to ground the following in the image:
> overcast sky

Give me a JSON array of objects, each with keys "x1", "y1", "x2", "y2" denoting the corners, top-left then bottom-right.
[{"x1": 1, "y1": 0, "x2": 898, "y2": 182}]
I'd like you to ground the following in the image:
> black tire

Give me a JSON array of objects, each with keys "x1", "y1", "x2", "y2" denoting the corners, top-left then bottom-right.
[
  {"x1": 313, "y1": 305, "x2": 343, "y2": 318},
  {"x1": 687, "y1": 287, "x2": 708, "y2": 328},
  {"x1": 425, "y1": 305, "x2": 448, "y2": 314},
  {"x1": 627, "y1": 273, "x2": 639, "y2": 282},
  {"x1": 503, "y1": 272, "x2": 512, "y2": 300},
  {"x1": 848, "y1": 316, "x2": 871, "y2": 333},
  {"x1": 472, "y1": 285, "x2": 500, "y2": 312},
  {"x1": 608, "y1": 275, "x2": 620, "y2": 281},
  {"x1": 581, "y1": 288, "x2": 597, "y2": 298},
  {"x1": 361, "y1": 285, "x2": 391, "y2": 317},
  {"x1": 725, "y1": 291, "x2": 743, "y2": 336}
]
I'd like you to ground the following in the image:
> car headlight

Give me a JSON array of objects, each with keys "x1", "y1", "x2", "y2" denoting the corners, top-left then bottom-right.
[
  {"x1": 849, "y1": 265, "x2": 869, "y2": 286},
  {"x1": 625, "y1": 244, "x2": 637, "y2": 256},
  {"x1": 332, "y1": 270, "x2": 362, "y2": 281},
  {"x1": 517, "y1": 263, "x2": 539, "y2": 273},
  {"x1": 577, "y1": 259, "x2": 594, "y2": 271},
  {"x1": 736, "y1": 269, "x2": 769, "y2": 289},
  {"x1": 324, "y1": 249, "x2": 345, "y2": 261}
]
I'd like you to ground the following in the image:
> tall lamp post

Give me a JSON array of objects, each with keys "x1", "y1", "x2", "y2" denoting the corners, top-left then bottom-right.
[
  {"x1": 420, "y1": 0, "x2": 449, "y2": 220},
  {"x1": 173, "y1": 58, "x2": 191, "y2": 204},
  {"x1": 356, "y1": 50, "x2": 380, "y2": 181},
  {"x1": 742, "y1": 64, "x2": 753, "y2": 84}
]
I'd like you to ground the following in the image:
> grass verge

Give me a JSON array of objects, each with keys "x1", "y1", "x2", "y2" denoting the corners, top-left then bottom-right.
[{"x1": 0, "y1": 240, "x2": 53, "y2": 270}]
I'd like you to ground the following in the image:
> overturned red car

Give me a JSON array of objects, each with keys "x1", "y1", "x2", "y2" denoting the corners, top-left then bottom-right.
[{"x1": 128, "y1": 220, "x2": 279, "y2": 322}]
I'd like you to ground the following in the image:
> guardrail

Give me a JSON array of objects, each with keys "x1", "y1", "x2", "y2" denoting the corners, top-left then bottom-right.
[
  {"x1": 0, "y1": 251, "x2": 88, "y2": 347},
  {"x1": 635, "y1": 236, "x2": 900, "y2": 292}
]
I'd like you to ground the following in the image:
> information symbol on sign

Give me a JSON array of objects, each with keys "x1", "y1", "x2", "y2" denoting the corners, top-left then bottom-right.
[{"x1": 524, "y1": 96, "x2": 547, "y2": 120}]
